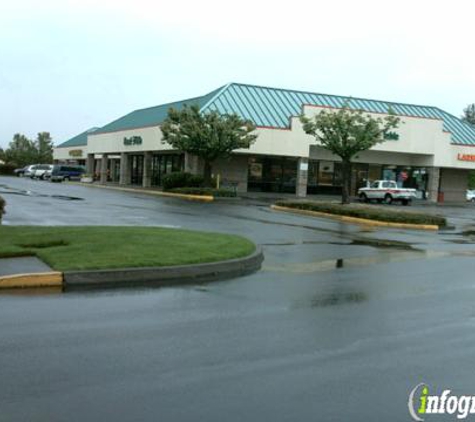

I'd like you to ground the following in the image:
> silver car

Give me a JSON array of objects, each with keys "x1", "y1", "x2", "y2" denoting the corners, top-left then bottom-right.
[{"x1": 31, "y1": 164, "x2": 53, "y2": 179}]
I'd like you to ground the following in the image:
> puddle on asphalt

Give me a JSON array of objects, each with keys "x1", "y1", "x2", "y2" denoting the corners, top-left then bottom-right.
[
  {"x1": 262, "y1": 239, "x2": 415, "y2": 249},
  {"x1": 0, "y1": 185, "x2": 83, "y2": 201},
  {"x1": 309, "y1": 291, "x2": 368, "y2": 308},
  {"x1": 264, "y1": 250, "x2": 450, "y2": 274}
]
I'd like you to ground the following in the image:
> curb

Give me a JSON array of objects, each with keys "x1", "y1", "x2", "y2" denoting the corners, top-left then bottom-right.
[
  {"x1": 63, "y1": 246, "x2": 263, "y2": 290},
  {"x1": 70, "y1": 182, "x2": 214, "y2": 202},
  {"x1": 0, "y1": 272, "x2": 63, "y2": 289},
  {"x1": 271, "y1": 205, "x2": 440, "y2": 231},
  {"x1": 0, "y1": 247, "x2": 263, "y2": 290}
]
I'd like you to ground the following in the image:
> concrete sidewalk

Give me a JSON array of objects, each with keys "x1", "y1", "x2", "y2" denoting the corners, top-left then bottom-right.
[{"x1": 0, "y1": 257, "x2": 53, "y2": 276}]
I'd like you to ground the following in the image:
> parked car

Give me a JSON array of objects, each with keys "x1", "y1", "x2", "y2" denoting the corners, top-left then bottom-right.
[
  {"x1": 31, "y1": 164, "x2": 53, "y2": 179},
  {"x1": 14, "y1": 166, "x2": 27, "y2": 177},
  {"x1": 23, "y1": 164, "x2": 39, "y2": 178},
  {"x1": 43, "y1": 167, "x2": 53, "y2": 180},
  {"x1": 50, "y1": 165, "x2": 85, "y2": 182},
  {"x1": 466, "y1": 190, "x2": 475, "y2": 202},
  {"x1": 358, "y1": 180, "x2": 417, "y2": 205}
]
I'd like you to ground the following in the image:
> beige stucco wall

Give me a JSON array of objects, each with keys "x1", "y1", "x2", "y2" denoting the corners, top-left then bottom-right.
[
  {"x1": 440, "y1": 168, "x2": 468, "y2": 201},
  {"x1": 212, "y1": 155, "x2": 249, "y2": 192},
  {"x1": 87, "y1": 126, "x2": 173, "y2": 154},
  {"x1": 53, "y1": 146, "x2": 87, "y2": 161},
  {"x1": 80, "y1": 104, "x2": 475, "y2": 173}
]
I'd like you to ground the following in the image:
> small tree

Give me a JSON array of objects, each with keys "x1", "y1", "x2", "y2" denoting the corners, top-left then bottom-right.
[
  {"x1": 35, "y1": 132, "x2": 54, "y2": 163},
  {"x1": 3, "y1": 134, "x2": 38, "y2": 167},
  {"x1": 462, "y1": 104, "x2": 475, "y2": 127},
  {"x1": 161, "y1": 105, "x2": 257, "y2": 186},
  {"x1": 301, "y1": 106, "x2": 400, "y2": 204}
]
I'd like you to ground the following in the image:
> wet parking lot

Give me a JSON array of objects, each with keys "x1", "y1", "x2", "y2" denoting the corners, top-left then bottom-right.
[{"x1": 1, "y1": 176, "x2": 475, "y2": 421}]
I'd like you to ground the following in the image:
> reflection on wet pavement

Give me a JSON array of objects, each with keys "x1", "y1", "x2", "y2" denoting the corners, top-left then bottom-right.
[
  {"x1": 0, "y1": 184, "x2": 83, "y2": 201},
  {"x1": 308, "y1": 291, "x2": 368, "y2": 308},
  {"x1": 263, "y1": 250, "x2": 448, "y2": 274}
]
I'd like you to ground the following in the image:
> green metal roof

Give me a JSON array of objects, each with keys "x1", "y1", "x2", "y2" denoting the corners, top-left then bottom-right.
[
  {"x1": 94, "y1": 86, "x2": 225, "y2": 134},
  {"x1": 56, "y1": 127, "x2": 99, "y2": 148},
  {"x1": 94, "y1": 82, "x2": 475, "y2": 145}
]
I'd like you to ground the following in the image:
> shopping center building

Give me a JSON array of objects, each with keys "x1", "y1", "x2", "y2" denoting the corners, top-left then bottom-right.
[{"x1": 53, "y1": 82, "x2": 475, "y2": 202}]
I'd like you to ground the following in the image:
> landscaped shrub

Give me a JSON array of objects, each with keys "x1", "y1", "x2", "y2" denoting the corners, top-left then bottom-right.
[
  {"x1": 168, "y1": 187, "x2": 237, "y2": 197},
  {"x1": 162, "y1": 172, "x2": 204, "y2": 190},
  {"x1": 0, "y1": 195, "x2": 5, "y2": 221},
  {"x1": 275, "y1": 201, "x2": 447, "y2": 227},
  {"x1": 0, "y1": 164, "x2": 16, "y2": 175}
]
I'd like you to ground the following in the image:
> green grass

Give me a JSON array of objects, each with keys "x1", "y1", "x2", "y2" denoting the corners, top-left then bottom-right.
[
  {"x1": 275, "y1": 201, "x2": 447, "y2": 227},
  {"x1": 0, "y1": 226, "x2": 256, "y2": 271}
]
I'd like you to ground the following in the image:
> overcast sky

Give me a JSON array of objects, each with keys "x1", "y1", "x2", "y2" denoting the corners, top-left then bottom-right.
[{"x1": 0, "y1": 0, "x2": 474, "y2": 148}]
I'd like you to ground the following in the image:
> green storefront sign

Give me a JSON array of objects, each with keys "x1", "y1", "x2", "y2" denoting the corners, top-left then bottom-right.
[
  {"x1": 123, "y1": 136, "x2": 143, "y2": 146},
  {"x1": 384, "y1": 131, "x2": 399, "y2": 141}
]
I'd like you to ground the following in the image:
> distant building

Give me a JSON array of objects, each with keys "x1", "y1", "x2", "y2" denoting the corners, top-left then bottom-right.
[{"x1": 53, "y1": 83, "x2": 475, "y2": 202}]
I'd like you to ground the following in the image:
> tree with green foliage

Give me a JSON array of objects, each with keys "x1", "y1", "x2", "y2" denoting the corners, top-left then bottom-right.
[
  {"x1": 2, "y1": 132, "x2": 54, "y2": 167},
  {"x1": 161, "y1": 105, "x2": 257, "y2": 185},
  {"x1": 468, "y1": 171, "x2": 475, "y2": 190},
  {"x1": 300, "y1": 106, "x2": 400, "y2": 204},
  {"x1": 35, "y1": 132, "x2": 54, "y2": 163},
  {"x1": 3, "y1": 134, "x2": 38, "y2": 167},
  {"x1": 462, "y1": 104, "x2": 475, "y2": 127}
]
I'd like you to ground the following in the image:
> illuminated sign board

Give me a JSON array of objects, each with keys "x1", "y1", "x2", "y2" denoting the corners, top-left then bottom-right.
[
  {"x1": 457, "y1": 153, "x2": 475, "y2": 162},
  {"x1": 69, "y1": 149, "x2": 83, "y2": 157}
]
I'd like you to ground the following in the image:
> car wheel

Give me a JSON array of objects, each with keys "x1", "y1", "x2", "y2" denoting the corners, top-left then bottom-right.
[
  {"x1": 472, "y1": 198, "x2": 475, "y2": 203},
  {"x1": 384, "y1": 194, "x2": 393, "y2": 205},
  {"x1": 63, "y1": 176, "x2": 69, "y2": 182},
  {"x1": 359, "y1": 193, "x2": 369, "y2": 203}
]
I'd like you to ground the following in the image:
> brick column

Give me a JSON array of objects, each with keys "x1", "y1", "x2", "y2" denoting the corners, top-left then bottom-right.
[
  {"x1": 427, "y1": 167, "x2": 440, "y2": 203},
  {"x1": 86, "y1": 154, "x2": 95, "y2": 175},
  {"x1": 100, "y1": 154, "x2": 108, "y2": 184},
  {"x1": 143, "y1": 151, "x2": 152, "y2": 188},
  {"x1": 296, "y1": 157, "x2": 309, "y2": 197},
  {"x1": 119, "y1": 153, "x2": 130, "y2": 185}
]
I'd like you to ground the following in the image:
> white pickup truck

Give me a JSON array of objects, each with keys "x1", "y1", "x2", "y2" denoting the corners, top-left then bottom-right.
[{"x1": 358, "y1": 180, "x2": 417, "y2": 205}]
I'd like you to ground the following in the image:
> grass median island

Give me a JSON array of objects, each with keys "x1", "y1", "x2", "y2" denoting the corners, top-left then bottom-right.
[
  {"x1": 274, "y1": 201, "x2": 447, "y2": 228},
  {"x1": 0, "y1": 226, "x2": 256, "y2": 271}
]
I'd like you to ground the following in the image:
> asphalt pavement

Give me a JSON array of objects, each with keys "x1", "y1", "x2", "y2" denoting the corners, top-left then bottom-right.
[{"x1": 1, "y1": 176, "x2": 475, "y2": 421}]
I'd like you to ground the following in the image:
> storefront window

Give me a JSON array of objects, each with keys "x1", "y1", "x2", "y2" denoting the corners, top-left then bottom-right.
[
  {"x1": 151, "y1": 154, "x2": 184, "y2": 186},
  {"x1": 382, "y1": 165, "x2": 428, "y2": 198},
  {"x1": 130, "y1": 155, "x2": 144, "y2": 185},
  {"x1": 248, "y1": 156, "x2": 297, "y2": 193},
  {"x1": 318, "y1": 161, "x2": 334, "y2": 185}
]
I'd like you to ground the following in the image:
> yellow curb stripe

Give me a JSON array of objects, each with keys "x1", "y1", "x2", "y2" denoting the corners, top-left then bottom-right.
[
  {"x1": 271, "y1": 205, "x2": 439, "y2": 231},
  {"x1": 0, "y1": 272, "x2": 63, "y2": 289},
  {"x1": 70, "y1": 182, "x2": 214, "y2": 202}
]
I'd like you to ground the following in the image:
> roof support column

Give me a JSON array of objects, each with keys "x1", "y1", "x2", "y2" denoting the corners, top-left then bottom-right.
[
  {"x1": 86, "y1": 154, "x2": 95, "y2": 176},
  {"x1": 427, "y1": 167, "x2": 440, "y2": 203},
  {"x1": 296, "y1": 157, "x2": 309, "y2": 197},
  {"x1": 100, "y1": 154, "x2": 109, "y2": 184},
  {"x1": 143, "y1": 151, "x2": 152, "y2": 188},
  {"x1": 119, "y1": 153, "x2": 130, "y2": 185}
]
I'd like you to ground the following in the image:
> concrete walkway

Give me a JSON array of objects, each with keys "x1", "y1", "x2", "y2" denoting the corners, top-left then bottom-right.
[{"x1": 0, "y1": 257, "x2": 52, "y2": 276}]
